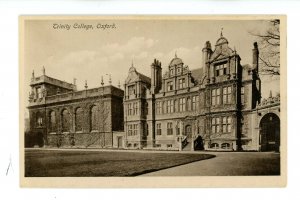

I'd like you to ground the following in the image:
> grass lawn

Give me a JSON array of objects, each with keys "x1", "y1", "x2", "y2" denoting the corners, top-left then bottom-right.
[{"x1": 25, "y1": 149, "x2": 215, "y2": 177}]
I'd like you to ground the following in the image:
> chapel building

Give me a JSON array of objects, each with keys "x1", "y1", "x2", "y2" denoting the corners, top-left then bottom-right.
[{"x1": 26, "y1": 70, "x2": 124, "y2": 148}]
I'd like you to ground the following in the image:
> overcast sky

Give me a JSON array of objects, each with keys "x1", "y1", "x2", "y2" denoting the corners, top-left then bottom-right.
[{"x1": 24, "y1": 18, "x2": 280, "y2": 109}]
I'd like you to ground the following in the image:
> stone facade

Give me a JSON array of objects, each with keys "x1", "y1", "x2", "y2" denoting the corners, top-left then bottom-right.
[
  {"x1": 27, "y1": 71, "x2": 124, "y2": 148},
  {"x1": 123, "y1": 34, "x2": 280, "y2": 151},
  {"x1": 26, "y1": 33, "x2": 281, "y2": 152}
]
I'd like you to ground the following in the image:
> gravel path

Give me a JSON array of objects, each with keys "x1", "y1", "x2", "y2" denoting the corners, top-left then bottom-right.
[{"x1": 141, "y1": 152, "x2": 280, "y2": 176}]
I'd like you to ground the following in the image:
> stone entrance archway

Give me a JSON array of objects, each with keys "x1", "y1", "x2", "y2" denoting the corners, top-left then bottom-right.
[{"x1": 259, "y1": 113, "x2": 280, "y2": 152}]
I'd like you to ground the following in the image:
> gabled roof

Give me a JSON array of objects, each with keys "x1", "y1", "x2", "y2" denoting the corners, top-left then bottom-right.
[
  {"x1": 125, "y1": 66, "x2": 151, "y2": 84},
  {"x1": 191, "y1": 68, "x2": 204, "y2": 85},
  {"x1": 210, "y1": 35, "x2": 235, "y2": 62},
  {"x1": 137, "y1": 71, "x2": 151, "y2": 83},
  {"x1": 191, "y1": 68, "x2": 203, "y2": 80},
  {"x1": 210, "y1": 45, "x2": 235, "y2": 62}
]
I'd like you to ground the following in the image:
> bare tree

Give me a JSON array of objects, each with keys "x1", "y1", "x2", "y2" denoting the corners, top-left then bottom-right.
[{"x1": 250, "y1": 19, "x2": 280, "y2": 75}]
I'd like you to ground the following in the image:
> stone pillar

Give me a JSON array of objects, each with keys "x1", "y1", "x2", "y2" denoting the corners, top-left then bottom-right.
[
  {"x1": 191, "y1": 136, "x2": 194, "y2": 151},
  {"x1": 137, "y1": 82, "x2": 140, "y2": 97},
  {"x1": 72, "y1": 110, "x2": 76, "y2": 133},
  {"x1": 124, "y1": 122, "x2": 128, "y2": 149},
  {"x1": 139, "y1": 122, "x2": 142, "y2": 149},
  {"x1": 180, "y1": 121, "x2": 183, "y2": 136},
  {"x1": 178, "y1": 136, "x2": 182, "y2": 151},
  {"x1": 232, "y1": 141, "x2": 237, "y2": 151},
  {"x1": 204, "y1": 140, "x2": 209, "y2": 150},
  {"x1": 191, "y1": 123, "x2": 196, "y2": 151}
]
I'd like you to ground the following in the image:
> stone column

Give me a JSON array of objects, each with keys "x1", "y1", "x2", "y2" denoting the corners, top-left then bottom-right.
[
  {"x1": 71, "y1": 109, "x2": 76, "y2": 133},
  {"x1": 139, "y1": 122, "x2": 142, "y2": 149},
  {"x1": 191, "y1": 136, "x2": 194, "y2": 151},
  {"x1": 178, "y1": 136, "x2": 182, "y2": 151},
  {"x1": 137, "y1": 82, "x2": 140, "y2": 97},
  {"x1": 191, "y1": 123, "x2": 195, "y2": 151},
  {"x1": 178, "y1": 121, "x2": 183, "y2": 151}
]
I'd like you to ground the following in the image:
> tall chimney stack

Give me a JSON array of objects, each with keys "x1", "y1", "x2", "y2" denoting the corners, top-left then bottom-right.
[
  {"x1": 202, "y1": 41, "x2": 212, "y2": 79},
  {"x1": 151, "y1": 59, "x2": 162, "y2": 94},
  {"x1": 252, "y1": 42, "x2": 259, "y2": 72}
]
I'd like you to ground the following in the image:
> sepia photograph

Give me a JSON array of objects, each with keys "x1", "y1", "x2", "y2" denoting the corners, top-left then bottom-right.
[{"x1": 19, "y1": 16, "x2": 286, "y2": 187}]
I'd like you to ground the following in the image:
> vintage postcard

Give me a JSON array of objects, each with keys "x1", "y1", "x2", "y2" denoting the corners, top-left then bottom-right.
[{"x1": 19, "y1": 15, "x2": 287, "y2": 187}]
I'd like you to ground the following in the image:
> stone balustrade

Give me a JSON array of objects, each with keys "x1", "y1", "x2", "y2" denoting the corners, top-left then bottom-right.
[
  {"x1": 257, "y1": 94, "x2": 280, "y2": 108},
  {"x1": 31, "y1": 75, "x2": 75, "y2": 90},
  {"x1": 28, "y1": 85, "x2": 124, "y2": 107}
]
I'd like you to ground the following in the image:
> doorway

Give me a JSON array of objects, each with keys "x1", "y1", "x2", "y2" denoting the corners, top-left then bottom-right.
[
  {"x1": 117, "y1": 136, "x2": 123, "y2": 148},
  {"x1": 259, "y1": 113, "x2": 280, "y2": 152}
]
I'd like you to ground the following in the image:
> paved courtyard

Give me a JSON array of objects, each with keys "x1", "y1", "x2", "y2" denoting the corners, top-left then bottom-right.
[{"x1": 142, "y1": 152, "x2": 280, "y2": 176}]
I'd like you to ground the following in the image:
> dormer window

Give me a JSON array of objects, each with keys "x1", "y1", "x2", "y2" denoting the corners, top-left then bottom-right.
[
  {"x1": 167, "y1": 81, "x2": 173, "y2": 91},
  {"x1": 128, "y1": 85, "x2": 135, "y2": 95},
  {"x1": 37, "y1": 87, "x2": 43, "y2": 98},
  {"x1": 170, "y1": 69, "x2": 174, "y2": 76},
  {"x1": 215, "y1": 62, "x2": 227, "y2": 76},
  {"x1": 177, "y1": 68, "x2": 181, "y2": 74},
  {"x1": 37, "y1": 117, "x2": 43, "y2": 127},
  {"x1": 179, "y1": 78, "x2": 186, "y2": 89}
]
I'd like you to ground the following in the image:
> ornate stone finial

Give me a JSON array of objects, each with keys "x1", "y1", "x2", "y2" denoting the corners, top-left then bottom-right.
[
  {"x1": 85, "y1": 80, "x2": 88, "y2": 89},
  {"x1": 109, "y1": 74, "x2": 112, "y2": 85},
  {"x1": 101, "y1": 76, "x2": 104, "y2": 86},
  {"x1": 42, "y1": 66, "x2": 45, "y2": 75},
  {"x1": 221, "y1": 27, "x2": 223, "y2": 37},
  {"x1": 42, "y1": 88, "x2": 47, "y2": 97},
  {"x1": 118, "y1": 80, "x2": 121, "y2": 88},
  {"x1": 269, "y1": 90, "x2": 273, "y2": 98},
  {"x1": 28, "y1": 92, "x2": 33, "y2": 101},
  {"x1": 31, "y1": 70, "x2": 35, "y2": 81},
  {"x1": 131, "y1": 59, "x2": 134, "y2": 68},
  {"x1": 175, "y1": 51, "x2": 177, "y2": 58},
  {"x1": 73, "y1": 78, "x2": 77, "y2": 85},
  {"x1": 106, "y1": 74, "x2": 112, "y2": 85}
]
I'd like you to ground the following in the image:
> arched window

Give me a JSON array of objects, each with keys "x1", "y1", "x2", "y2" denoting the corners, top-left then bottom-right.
[
  {"x1": 49, "y1": 111, "x2": 56, "y2": 133},
  {"x1": 210, "y1": 143, "x2": 219, "y2": 149},
  {"x1": 75, "y1": 107, "x2": 83, "y2": 132},
  {"x1": 90, "y1": 106, "x2": 98, "y2": 131},
  {"x1": 221, "y1": 143, "x2": 230, "y2": 149},
  {"x1": 61, "y1": 109, "x2": 70, "y2": 132},
  {"x1": 36, "y1": 112, "x2": 43, "y2": 127}
]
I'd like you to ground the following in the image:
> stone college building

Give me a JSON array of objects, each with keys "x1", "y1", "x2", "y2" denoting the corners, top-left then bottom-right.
[{"x1": 26, "y1": 33, "x2": 281, "y2": 152}]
